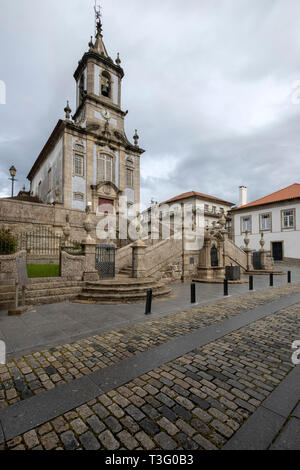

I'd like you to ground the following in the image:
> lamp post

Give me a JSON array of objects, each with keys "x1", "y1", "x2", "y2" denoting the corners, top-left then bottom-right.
[{"x1": 9, "y1": 166, "x2": 17, "y2": 198}]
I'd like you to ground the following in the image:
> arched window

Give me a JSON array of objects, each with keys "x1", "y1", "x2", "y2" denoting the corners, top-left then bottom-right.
[
  {"x1": 97, "y1": 154, "x2": 113, "y2": 182},
  {"x1": 101, "y1": 71, "x2": 111, "y2": 98}
]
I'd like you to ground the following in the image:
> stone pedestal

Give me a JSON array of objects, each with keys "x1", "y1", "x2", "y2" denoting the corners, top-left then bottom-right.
[
  {"x1": 132, "y1": 239, "x2": 147, "y2": 279},
  {"x1": 82, "y1": 239, "x2": 99, "y2": 281},
  {"x1": 197, "y1": 266, "x2": 225, "y2": 281},
  {"x1": 82, "y1": 206, "x2": 99, "y2": 281},
  {"x1": 244, "y1": 248, "x2": 253, "y2": 271}
]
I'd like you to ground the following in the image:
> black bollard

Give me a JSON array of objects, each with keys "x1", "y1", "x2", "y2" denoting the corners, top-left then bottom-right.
[
  {"x1": 270, "y1": 273, "x2": 274, "y2": 287},
  {"x1": 288, "y1": 271, "x2": 292, "y2": 284},
  {"x1": 191, "y1": 283, "x2": 196, "y2": 304},
  {"x1": 224, "y1": 279, "x2": 229, "y2": 296},
  {"x1": 249, "y1": 275, "x2": 254, "y2": 291},
  {"x1": 145, "y1": 289, "x2": 152, "y2": 315}
]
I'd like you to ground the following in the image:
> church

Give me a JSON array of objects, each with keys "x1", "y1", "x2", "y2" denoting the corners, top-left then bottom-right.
[{"x1": 27, "y1": 9, "x2": 144, "y2": 217}]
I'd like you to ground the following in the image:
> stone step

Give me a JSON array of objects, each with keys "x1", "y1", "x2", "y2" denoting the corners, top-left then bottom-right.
[
  {"x1": 25, "y1": 287, "x2": 82, "y2": 299},
  {"x1": 84, "y1": 281, "x2": 165, "y2": 291},
  {"x1": 82, "y1": 285, "x2": 166, "y2": 295},
  {"x1": 27, "y1": 281, "x2": 82, "y2": 291},
  {"x1": 86, "y1": 278, "x2": 158, "y2": 287},
  {"x1": 77, "y1": 286, "x2": 172, "y2": 303},
  {"x1": 0, "y1": 284, "x2": 83, "y2": 310},
  {"x1": 28, "y1": 294, "x2": 79, "y2": 306},
  {"x1": 119, "y1": 267, "x2": 132, "y2": 273},
  {"x1": 0, "y1": 280, "x2": 82, "y2": 294}
]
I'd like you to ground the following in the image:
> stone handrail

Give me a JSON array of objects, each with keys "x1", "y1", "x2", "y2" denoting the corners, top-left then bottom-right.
[
  {"x1": 224, "y1": 238, "x2": 248, "y2": 271},
  {"x1": 115, "y1": 238, "x2": 152, "y2": 273},
  {"x1": 116, "y1": 237, "x2": 183, "y2": 278},
  {"x1": 144, "y1": 238, "x2": 182, "y2": 278}
]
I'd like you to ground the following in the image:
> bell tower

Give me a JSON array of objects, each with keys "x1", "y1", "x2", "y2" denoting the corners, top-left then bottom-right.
[
  {"x1": 28, "y1": 3, "x2": 144, "y2": 220},
  {"x1": 72, "y1": 5, "x2": 126, "y2": 134}
]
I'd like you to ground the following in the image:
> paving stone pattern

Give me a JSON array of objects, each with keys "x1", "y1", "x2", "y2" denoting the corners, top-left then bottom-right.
[
  {"x1": 4, "y1": 301, "x2": 300, "y2": 450},
  {"x1": 1, "y1": 284, "x2": 300, "y2": 410}
]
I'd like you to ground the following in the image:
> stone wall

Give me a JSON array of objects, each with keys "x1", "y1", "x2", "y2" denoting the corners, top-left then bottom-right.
[
  {"x1": 60, "y1": 251, "x2": 85, "y2": 281},
  {"x1": 0, "y1": 250, "x2": 26, "y2": 284}
]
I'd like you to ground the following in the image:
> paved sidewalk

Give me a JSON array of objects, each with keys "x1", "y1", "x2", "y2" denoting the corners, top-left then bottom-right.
[
  {"x1": 0, "y1": 288, "x2": 299, "y2": 450},
  {"x1": 0, "y1": 263, "x2": 298, "y2": 359},
  {"x1": 1, "y1": 284, "x2": 300, "y2": 409}
]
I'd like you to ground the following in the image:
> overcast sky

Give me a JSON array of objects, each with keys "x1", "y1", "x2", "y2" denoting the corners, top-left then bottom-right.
[{"x1": 1, "y1": 0, "x2": 300, "y2": 208}]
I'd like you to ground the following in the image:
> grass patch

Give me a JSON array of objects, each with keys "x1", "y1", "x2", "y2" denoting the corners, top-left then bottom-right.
[{"x1": 27, "y1": 264, "x2": 60, "y2": 278}]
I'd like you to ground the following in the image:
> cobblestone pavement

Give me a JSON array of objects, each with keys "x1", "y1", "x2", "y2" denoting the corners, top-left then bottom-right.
[
  {"x1": 2, "y1": 297, "x2": 300, "y2": 450},
  {"x1": 1, "y1": 284, "x2": 300, "y2": 410}
]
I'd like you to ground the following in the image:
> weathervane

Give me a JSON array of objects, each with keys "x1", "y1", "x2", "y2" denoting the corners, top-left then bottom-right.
[{"x1": 94, "y1": 1, "x2": 102, "y2": 36}]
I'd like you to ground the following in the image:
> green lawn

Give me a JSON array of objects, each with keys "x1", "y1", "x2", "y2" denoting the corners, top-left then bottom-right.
[{"x1": 27, "y1": 264, "x2": 60, "y2": 278}]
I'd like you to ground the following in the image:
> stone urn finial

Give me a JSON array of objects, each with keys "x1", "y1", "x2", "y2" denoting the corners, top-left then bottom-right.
[
  {"x1": 219, "y1": 212, "x2": 226, "y2": 229},
  {"x1": 64, "y1": 101, "x2": 72, "y2": 121},
  {"x1": 244, "y1": 230, "x2": 250, "y2": 249},
  {"x1": 260, "y1": 232, "x2": 265, "y2": 250},
  {"x1": 115, "y1": 52, "x2": 121, "y2": 66},
  {"x1": 62, "y1": 214, "x2": 71, "y2": 244},
  {"x1": 133, "y1": 129, "x2": 139, "y2": 147},
  {"x1": 83, "y1": 205, "x2": 94, "y2": 242},
  {"x1": 89, "y1": 36, "x2": 94, "y2": 50}
]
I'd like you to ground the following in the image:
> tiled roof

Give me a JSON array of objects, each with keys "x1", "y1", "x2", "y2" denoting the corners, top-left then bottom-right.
[
  {"x1": 161, "y1": 191, "x2": 234, "y2": 206},
  {"x1": 233, "y1": 183, "x2": 300, "y2": 211}
]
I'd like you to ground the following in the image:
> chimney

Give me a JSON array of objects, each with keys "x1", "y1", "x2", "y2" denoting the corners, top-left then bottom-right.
[{"x1": 239, "y1": 186, "x2": 248, "y2": 206}]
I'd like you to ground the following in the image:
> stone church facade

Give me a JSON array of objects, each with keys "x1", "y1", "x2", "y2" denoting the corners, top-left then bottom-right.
[{"x1": 27, "y1": 14, "x2": 144, "y2": 217}]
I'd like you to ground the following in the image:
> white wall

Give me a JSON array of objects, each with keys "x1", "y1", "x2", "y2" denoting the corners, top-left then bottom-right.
[
  {"x1": 31, "y1": 137, "x2": 63, "y2": 204},
  {"x1": 234, "y1": 201, "x2": 300, "y2": 259}
]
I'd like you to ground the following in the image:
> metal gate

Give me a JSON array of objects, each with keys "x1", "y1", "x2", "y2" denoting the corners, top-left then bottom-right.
[
  {"x1": 95, "y1": 244, "x2": 116, "y2": 279},
  {"x1": 253, "y1": 251, "x2": 262, "y2": 270}
]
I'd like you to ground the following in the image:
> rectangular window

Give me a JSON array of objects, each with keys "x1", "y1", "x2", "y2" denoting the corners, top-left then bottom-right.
[
  {"x1": 126, "y1": 169, "x2": 133, "y2": 187},
  {"x1": 38, "y1": 181, "x2": 41, "y2": 198},
  {"x1": 204, "y1": 204, "x2": 209, "y2": 212},
  {"x1": 212, "y1": 206, "x2": 216, "y2": 213},
  {"x1": 260, "y1": 213, "x2": 271, "y2": 231},
  {"x1": 97, "y1": 154, "x2": 113, "y2": 182},
  {"x1": 73, "y1": 192, "x2": 84, "y2": 202},
  {"x1": 282, "y1": 210, "x2": 295, "y2": 229},
  {"x1": 241, "y1": 216, "x2": 251, "y2": 233},
  {"x1": 74, "y1": 154, "x2": 84, "y2": 177}
]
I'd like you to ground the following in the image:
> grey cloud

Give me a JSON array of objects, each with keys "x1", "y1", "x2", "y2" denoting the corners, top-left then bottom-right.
[{"x1": 1, "y1": 0, "x2": 300, "y2": 208}]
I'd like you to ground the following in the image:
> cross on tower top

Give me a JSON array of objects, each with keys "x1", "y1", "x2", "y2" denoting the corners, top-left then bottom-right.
[{"x1": 94, "y1": 1, "x2": 103, "y2": 36}]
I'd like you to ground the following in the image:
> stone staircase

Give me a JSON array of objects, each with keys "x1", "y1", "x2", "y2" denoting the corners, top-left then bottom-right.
[
  {"x1": 0, "y1": 278, "x2": 84, "y2": 310},
  {"x1": 76, "y1": 276, "x2": 172, "y2": 304},
  {"x1": 119, "y1": 265, "x2": 132, "y2": 276}
]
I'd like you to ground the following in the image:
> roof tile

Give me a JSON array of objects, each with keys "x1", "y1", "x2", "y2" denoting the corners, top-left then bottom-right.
[{"x1": 233, "y1": 183, "x2": 300, "y2": 210}]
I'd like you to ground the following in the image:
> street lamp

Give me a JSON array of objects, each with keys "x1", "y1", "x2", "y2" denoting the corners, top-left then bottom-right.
[{"x1": 9, "y1": 166, "x2": 17, "y2": 198}]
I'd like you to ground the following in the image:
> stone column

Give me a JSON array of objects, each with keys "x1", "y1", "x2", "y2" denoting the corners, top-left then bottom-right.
[
  {"x1": 82, "y1": 206, "x2": 99, "y2": 281},
  {"x1": 132, "y1": 239, "x2": 147, "y2": 279},
  {"x1": 244, "y1": 231, "x2": 253, "y2": 271}
]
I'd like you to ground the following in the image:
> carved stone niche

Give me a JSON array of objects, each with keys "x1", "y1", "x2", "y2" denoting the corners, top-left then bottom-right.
[
  {"x1": 91, "y1": 182, "x2": 121, "y2": 212},
  {"x1": 98, "y1": 184, "x2": 116, "y2": 199}
]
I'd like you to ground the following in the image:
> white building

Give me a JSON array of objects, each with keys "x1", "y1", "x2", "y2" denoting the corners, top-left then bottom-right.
[
  {"x1": 232, "y1": 184, "x2": 300, "y2": 261},
  {"x1": 161, "y1": 191, "x2": 234, "y2": 227}
]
